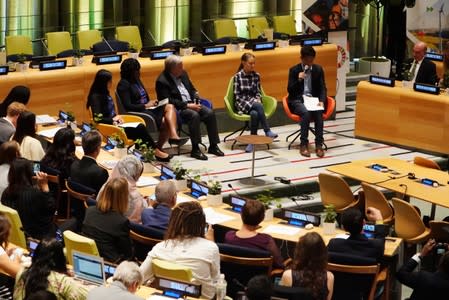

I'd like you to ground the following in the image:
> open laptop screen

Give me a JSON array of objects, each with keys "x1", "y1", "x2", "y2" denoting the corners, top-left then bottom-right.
[{"x1": 72, "y1": 251, "x2": 105, "y2": 285}]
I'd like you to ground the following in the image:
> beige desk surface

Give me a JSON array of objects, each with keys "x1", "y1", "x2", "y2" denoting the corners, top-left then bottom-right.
[
  {"x1": 354, "y1": 80, "x2": 449, "y2": 154},
  {"x1": 2, "y1": 44, "x2": 337, "y2": 123}
]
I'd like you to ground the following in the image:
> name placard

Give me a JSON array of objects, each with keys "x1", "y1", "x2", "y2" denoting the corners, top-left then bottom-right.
[
  {"x1": 150, "y1": 50, "x2": 175, "y2": 60},
  {"x1": 301, "y1": 38, "x2": 323, "y2": 46},
  {"x1": 252, "y1": 41, "x2": 276, "y2": 51},
  {"x1": 39, "y1": 60, "x2": 67, "y2": 71},
  {"x1": 283, "y1": 208, "x2": 321, "y2": 227},
  {"x1": 369, "y1": 75, "x2": 395, "y2": 87},
  {"x1": 414, "y1": 83, "x2": 440, "y2": 95},
  {"x1": 425, "y1": 52, "x2": 443, "y2": 62},
  {"x1": 202, "y1": 45, "x2": 226, "y2": 55},
  {"x1": 96, "y1": 54, "x2": 122, "y2": 65},
  {"x1": 0, "y1": 66, "x2": 8, "y2": 75}
]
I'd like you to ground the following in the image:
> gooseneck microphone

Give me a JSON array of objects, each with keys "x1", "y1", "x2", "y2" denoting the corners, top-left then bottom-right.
[
  {"x1": 146, "y1": 30, "x2": 157, "y2": 45},
  {"x1": 251, "y1": 25, "x2": 265, "y2": 39},
  {"x1": 102, "y1": 37, "x2": 114, "y2": 52},
  {"x1": 200, "y1": 28, "x2": 213, "y2": 43},
  {"x1": 227, "y1": 183, "x2": 242, "y2": 197}
]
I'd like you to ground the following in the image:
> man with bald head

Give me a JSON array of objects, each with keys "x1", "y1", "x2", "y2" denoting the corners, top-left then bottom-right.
[
  {"x1": 141, "y1": 180, "x2": 177, "y2": 230},
  {"x1": 408, "y1": 41, "x2": 437, "y2": 85}
]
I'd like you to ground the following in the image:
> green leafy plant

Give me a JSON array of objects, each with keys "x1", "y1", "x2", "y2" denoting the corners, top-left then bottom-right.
[
  {"x1": 111, "y1": 132, "x2": 125, "y2": 148},
  {"x1": 66, "y1": 111, "x2": 75, "y2": 122},
  {"x1": 17, "y1": 53, "x2": 27, "y2": 64},
  {"x1": 401, "y1": 61, "x2": 413, "y2": 81},
  {"x1": 256, "y1": 189, "x2": 282, "y2": 209},
  {"x1": 208, "y1": 179, "x2": 222, "y2": 195},
  {"x1": 93, "y1": 113, "x2": 103, "y2": 123},
  {"x1": 74, "y1": 49, "x2": 85, "y2": 58},
  {"x1": 172, "y1": 160, "x2": 190, "y2": 180},
  {"x1": 323, "y1": 204, "x2": 337, "y2": 223},
  {"x1": 134, "y1": 139, "x2": 155, "y2": 162},
  {"x1": 179, "y1": 38, "x2": 190, "y2": 49},
  {"x1": 128, "y1": 44, "x2": 138, "y2": 53}
]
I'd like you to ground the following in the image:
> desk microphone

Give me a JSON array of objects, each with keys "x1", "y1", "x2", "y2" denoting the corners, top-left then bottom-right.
[
  {"x1": 200, "y1": 28, "x2": 213, "y2": 43},
  {"x1": 227, "y1": 183, "x2": 242, "y2": 197},
  {"x1": 146, "y1": 30, "x2": 157, "y2": 45},
  {"x1": 251, "y1": 25, "x2": 265, "y2": 39},
  {"x1": 38, "y1": 38, "x2": 49, "y2": 54},
  {"x1": 102, "y1": 37, "x2": 115, "y2": 52}
]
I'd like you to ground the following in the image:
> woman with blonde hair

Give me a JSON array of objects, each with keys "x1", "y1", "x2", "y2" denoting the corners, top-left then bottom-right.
[{"x1": 82, "y1": 177, "x2": 133, "y2": 263}]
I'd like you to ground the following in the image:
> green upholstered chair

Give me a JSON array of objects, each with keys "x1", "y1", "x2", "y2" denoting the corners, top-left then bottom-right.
[
  {"x1": 115, "y1": 26, "x2": 142, "y2": 51},
  {"x1": 76, "y1": 29, "x2": 102, "y2": 50},
  {"x1": 46, "y1": 31, "x2": 73, "y2": 56},
  {"x1": 214, "y1": 19, "x2": 238, "y2": 40},
  {"x1": 223, "y1": 77, "x2": 277, "y2": 149},
  {"x1": 5, "y1": 35, "x2": 33, "y2": 56},
  {"x1": 247, "y1": 17, "x2": 270, "y2": 39},
  {"x1": 272, "y1": 15, "x2": 297, "y2": 36}
]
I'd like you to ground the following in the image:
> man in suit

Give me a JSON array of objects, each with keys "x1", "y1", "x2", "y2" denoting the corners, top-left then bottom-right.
[
  {"x1": 70, "y1": 130, "x2": 108, "y2": 194},
  {"x1": 155, "y1": 55, "x2": 224, "y2": 160},
  {"x1": 408, "y1": 41, "x2": 438, "y2": 85},
  {"x1": 0, "y1": 102, "x2": 26, "y2": 144},
  {"x1": 287, "y1": 46, "x2": 327, "y2": 158},
  {"x1": 87, "y1": 261, "x2": 143, "y2": 300},
  {"x1": 397, "y1": 239, "x2": 449, "y2": 299},
  {"x1": 327, "y1": 207, "x2": 385, "y2": 263},
  {"x1": 141, "y1": 180, "x2": 177, "y2": 230}
]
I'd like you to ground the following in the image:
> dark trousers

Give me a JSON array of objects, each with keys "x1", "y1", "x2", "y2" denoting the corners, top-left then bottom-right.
[
  {"x1": 180, "y1": 105, "x2": 220, "y2": 149},
  {"x1": 288, "y1": 100, "x2": 324, "y2": 146},
  {"x1": 249, "y1": 102, "x2": 270, "y2": 135}
]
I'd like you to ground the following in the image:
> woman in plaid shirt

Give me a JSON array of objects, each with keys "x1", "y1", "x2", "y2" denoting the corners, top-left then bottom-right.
[{"x1": 233, "y1": 53, "x2": 277, "y2": 153}]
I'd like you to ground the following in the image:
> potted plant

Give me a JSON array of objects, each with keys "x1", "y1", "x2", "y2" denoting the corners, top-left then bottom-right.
[
  {"x1": 322, "y1": 204, "x2": 337, "y2": 235},
  {"x1": 256, "y1": 189, "x2": 282, "y2": 221},
  {"x1": 229, "y1": 37, "x2": 240, "y2": 52},
  {"x1": 111, "y1": 132, "x2": 127, "y2": 159},
  {"x1": 179, "y1": 38, "x2": 192, "y2": 56},
  {"x1": 72, "y1": 49, "x2": 84, "y2": 66},
  {"x1": 356, "y1": 0, "x2": 391, "y2": 77},
  {"x1": 172, "y1": 160, "x2": 190, "y2": 191},
  {"x1": 278, "y1": 34, "x2": 290, "y2": 48},
  {"x1": 16, "y1": 53, "x2": 28, "y2": 72},
  {"x1": 134, "y1": 139, "x2": 156, "y2": 173},
  {"x1": 128, "y1": 44, "x2": 139, "y2": 59},
  {"x1": 400, "y1": 61, "x2": 413, "y2": 88},
  {"x1": 207, "y1": 179, "x2": 223, "y2": 206}
]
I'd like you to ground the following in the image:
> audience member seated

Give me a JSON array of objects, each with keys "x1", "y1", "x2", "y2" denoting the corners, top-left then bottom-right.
[
  {"x1": 41, "y1": 127, "x2": 78, "y2": 180},
  {"x1": 224, "y1": 199, "x2": 284, "y2": 268},
  {"x1": 12, "y1": 111, "x2": 45, "y2": 161},
  {"x1": 280, "y1": 232, "x2": 334, "y2": 300},
  {"x1": 0, "y1": 102, "x2": 27, "y2": 145},
  {"x1": 1, "y1": 158, "x2": 57, "y2": 240},
  {"x1": 25, "y1": 290, "x2": 57, "y2": 300},
  {"x1": 406, "y1": 41, "x2": 438, "y2": 85},
  {"x1": 108, "y1": 155, "x2": 148, "y2": 223},
  {"x1": 327, "y1": 207, "x2": 385, "y2": 263},
  {"x1": 87, "y1": 261, "x2": 143, "y2": 300},
  {"x1": 117, "y1": 58, "x2": 186, "y2": 150},
  {"x1": 70, "y1": 130, "x2": 108, "y2": 194},
  {"x1": 141, "y1": 180, "x2": 177, "y2": 230},
  {"x1": 233, "y1": 53, "x2": 278, "y2": 153},
  {"x1": 0, "y1": 141, "x2": 20, "y2": 196},
  {"x1": 245, "y1": 275, "x2": 273, "y2": 300},
  {"x1": 140, "y1": 201, "x2": 219, "y2": 299},
  {"x1": 0, "y1": 85, "x2": 30, "y2": 118},
  {"x1": 82, "y1": 177, "x2": 133, "y2": 263},
  {"x1": 14, "y1": 238, "x2": 88, "y2": 300},
  {"x1": 155, "y1": 55, "x2": 224, "y2": 160},
  {"x1": 87, "y1": 69, "x2": 171, "y2": 162}
]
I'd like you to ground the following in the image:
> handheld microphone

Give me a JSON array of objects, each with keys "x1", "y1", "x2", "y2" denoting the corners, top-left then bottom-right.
[
  {"x1": 193, "y1": 91, "x2": 200, "y2": 104},
  {"x1": 251, "y1": 25, "x2": 265, "y2": 39},
  {"x1": 200, "y1": 28, "x2": 213, "y2": 43},
  {"x1": 102, "y1": 37, "x2": 115, "y2": 52},
  {"x1": 146, "y1": 30, "x2": 157, "y2": 45},
  {"x1": 304, "y1": 65, "x2": 310, "y2": 72},
  {"x1": 227, "y1": 183, "x2": 242, "y2": 197}
]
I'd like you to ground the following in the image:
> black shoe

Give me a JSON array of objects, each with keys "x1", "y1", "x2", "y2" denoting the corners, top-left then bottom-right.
[
  {"x1": 208, "y1": 145, "x2": 224, "y2": 156},
  {"x1": 168, "y1": 137, "x2": 189, "y2": 147},
  {"x1": 191, "y1": 149, "x2": 208, "y2": 160},
  {"x1": 155, "y1": 153, "x2": 173, "y2": 162}
]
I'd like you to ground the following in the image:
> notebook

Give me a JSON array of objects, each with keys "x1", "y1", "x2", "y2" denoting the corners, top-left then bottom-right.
[{"x1": 72, "y1": 251, "x2": 106, "y2": 286}]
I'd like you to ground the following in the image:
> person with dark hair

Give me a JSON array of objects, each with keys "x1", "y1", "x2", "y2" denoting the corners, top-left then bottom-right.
[
  {"x1": 41, "y1": 127, "x2": 78, "y2": 180},
  {"x1": 397, "y1": 239, "x2": 449, "y2": 299},
  {"x1": 14, "y1": 239, "x2": 88, "y2": 300},
  {"x1": 0, "y1": 102, "x2": 27, "y2": 144},
  {"x1": 0, "y1": 141, "x2": 20, "y2": 196},
  {"x1": 70, "y1": 130, "x2": 109, "y2": 194},
  {"x1": 117, "y1": 58, "x2": 185, "y2": 151},
  {"x1": 156, "y1": 55, "x2": 224, "y2": 160},
  {"x1": 287, "y1": 46, "x2": 327, "y2": 158},
  {"x1": 140, "y1": 201, "x2": 219, "y2": 298},
  {"x1": 224, "y1": 199, "x2": 284, "y2": 268},
  {"x1": 0, "y1": 85, "x2": 30, "y2": 118},
  {"x1": 24, "y1": 290, "x2": 57, "y2": 300},
  {"x1": 1, "y1": 158, "x2": 57, "y2": 240},
  {"x1": 234, "y1": 53, "x2": 277, "y2": 153},
  {"x1": 12, "y1": 111, "x2": 45, "y2": 161},
  {"x1": 327, "y1": 207, "x2": 385, "y2": 263},
  {"x1": 280, "y1": 232, "x2": 334, "y2": 300},
  {"x1": 245, "y1": 275, "x2": 272, "y2": 300},
  {"x1": 83, "y1": 177, "x2": 133, "y2": 263},
  {"x1": 87, "y1": 69, "x2": 171, "y2": 161}
]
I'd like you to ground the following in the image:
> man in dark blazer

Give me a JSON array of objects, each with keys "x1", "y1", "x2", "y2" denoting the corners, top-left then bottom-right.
[
  {"x1": 397, "y1": 239, "x2": 449, "y2": 299},
  {"x1": 70, "y1": 130, "x2": 108, "y2": 194},
  {"x1": 407, "y1": 41, "x2": 437, "y2": 85},
  {"x1": 0, "y1": 102, "x2": 26, "y2": 144},
  {"x1": 327, "y1": 207, "x2": 385, "y2": 263},
  {"x1": 287, "y1": 46, "x2": 327, "y2": 158},
  {"x1": 155, "y1": 55, "x2": 223, "y2": 160}
]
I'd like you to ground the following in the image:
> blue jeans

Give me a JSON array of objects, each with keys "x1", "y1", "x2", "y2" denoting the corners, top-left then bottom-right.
[
  {"x1": 249, "y1": 102, "x2": 270, "y2": 135},
  {"x1": 288, "y1": 100, "x2": 324, "y2": 146}
]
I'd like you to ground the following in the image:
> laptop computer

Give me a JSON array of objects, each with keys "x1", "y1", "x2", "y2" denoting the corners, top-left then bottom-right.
[{"x1": 72, "y1": 250, "x2": 106, "y2": 286}]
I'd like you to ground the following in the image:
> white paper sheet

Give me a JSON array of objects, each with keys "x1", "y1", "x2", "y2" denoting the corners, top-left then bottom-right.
[
  {"x1": 36, "y1": 115, "x2": 57, "y2": 124},
  {"x1": 334, "y1": 233, "x2": 349, "y2": 239},
  {"x1": 38, "y1": 127, "x2": 62, "y2": 138},
  {"x1": 262, "y1": 225, "x2": 301, "y2": 236},
  {"x1": 118, "y1": 122, "x2": 140, "y2": 128},
  {"x1": 303, "y1": 95, "x2": 324, "y2": 111},
  {"x1": 136, "y1": 176, "x2": 160, "y2": 187},
  {"x1": 176, "y1": 195, "x2": 194, "y2": 203},
  {"x1": 203, "y1": 207, "x2": 235, "y2": 225},
  {"x1": 148, "y1": 98, "x2": 168, "y2": 110},
  {"x1": 99, "y1": 160, "x2": 118, "y2": 170}
]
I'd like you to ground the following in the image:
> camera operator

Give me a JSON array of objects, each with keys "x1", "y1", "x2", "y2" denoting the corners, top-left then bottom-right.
[{"x1": 397, "y1": 238, "x2": 449, "y2": 299}]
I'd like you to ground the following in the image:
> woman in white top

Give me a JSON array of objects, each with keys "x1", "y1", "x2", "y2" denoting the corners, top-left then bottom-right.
[
  {"x1": 0, "y1": 141, "x2": 20, "y2": 196},
  {"x1": 140, "y1": 201, "x2": 219, "y2": 299},
  {"x1": 12, "y1": 111, "x2": 45, "y2": 161}
]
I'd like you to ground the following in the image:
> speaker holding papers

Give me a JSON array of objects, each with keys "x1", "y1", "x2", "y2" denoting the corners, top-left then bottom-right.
[
  {"x1": 414, "y1": 82, "x2": 440, "y2": 95},
  {"x1": 369, "y1": 75, "x2": 395, "y2": 87}
]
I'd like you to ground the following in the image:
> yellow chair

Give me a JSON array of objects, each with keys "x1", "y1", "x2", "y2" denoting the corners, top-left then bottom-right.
[
  {"x1": 413, "y1": 156, "x2": 441, "y2": 170},
  {"x1": 45, "y1": 31, "x2": 73, "y2": 56},
  {"x1": 116, "y1": 26, "x2": 142, "y2": 51},
  {"x1": 272, "y1": 15, "x2": 297, "y2": 36},
  {"x1": 0, "y1": 204, "x2": 27, "y2": 249},
  {"x1": 361, "y1": 182, "x2": 394, "y2": 225},
  {"x1": 247, "y1": 17, "x2": 269, "y2": 39},
  {"x1": 95, "y1": 115, "x2": 145, "y2": 147},
  {"x1": 318, "y1": 173, "x2": 359, "y2": 213},
  {"x1": 152, "y1": 259, "x2": 193, "y2": 282},
  {"x1": 392, "y1": 198, "x2": 430, "y2": 244},
  {"x1": 5, "y1": 35, "x2": 33, "y2": 56},
  {"x1": 63, "y1": 230, "x2": 99, "y2": 266},
  {"x1": 214, "y1": 19, "x2": 238, "y2": 39},
  {"x1": 76, "y1": 29, "x2": 102, "y2": 50}
]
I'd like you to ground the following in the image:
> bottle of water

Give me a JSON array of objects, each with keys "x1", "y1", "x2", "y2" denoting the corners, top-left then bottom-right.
[{"x1": 215, "y1": 273, "x2": 227, "y2": 300}]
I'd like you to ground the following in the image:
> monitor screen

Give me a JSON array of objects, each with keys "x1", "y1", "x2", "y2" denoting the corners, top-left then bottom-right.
[
  {"x1": 0, "y1": 66, "x2": 9, "y2": 75},
  {"x1": 160, "y1": 165, "x2": 175, "y2": 180},
  {"x1": 72, "y1": 251, "x2": 105, "y2": 285},
  {"x1": 362, "y1": 223, "x2": 376, "y2": 239},
  {"x1": 39, "y1": 60, "x2": 67, "y2": 71},
  {"x1": 96, "y1": 55, "x2": 122, "y2": 65},
  {"x1": 150, "y1": 50, "x2": 176, "y2": 60},
  {"x1": 230, "y1": 195, "x2": 246, "y2": 213},
  {"x1": 202, "y1": 46, "x2": 226, "y2": 55},
  {"x1": 191, "y1": 181, "x2": 209, "y2": 198}
]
